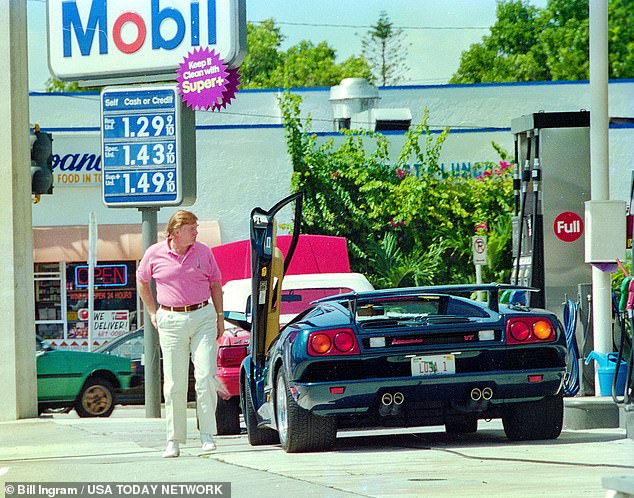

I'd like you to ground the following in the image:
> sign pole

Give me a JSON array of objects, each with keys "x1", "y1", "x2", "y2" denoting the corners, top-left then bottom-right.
[
  {"x1": 475, "y1": 264, "x2": 483, "y2": 301},
  {"x1": 88, "y1": 212, "x2": 97, "y2": 351},
  {"x1": 141, "y1": 207, "x2": 161, "y2": 418}
]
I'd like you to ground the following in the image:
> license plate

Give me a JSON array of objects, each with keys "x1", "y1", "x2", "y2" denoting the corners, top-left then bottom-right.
[{"x1": 411, "y1": 354, "x2": 456, "y2": 376}]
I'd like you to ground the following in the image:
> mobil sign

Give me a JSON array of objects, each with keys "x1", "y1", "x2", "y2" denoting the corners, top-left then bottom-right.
[
  {"x1": 47, "y1": 0, "x2": 246, "y2": 81},
  {"x1": 553, "y1": 211, "x2": 584, "y2": 242}
]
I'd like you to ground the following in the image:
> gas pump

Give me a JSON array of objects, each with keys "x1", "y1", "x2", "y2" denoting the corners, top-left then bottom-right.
[{"x1": 511, "y1": 111, "x2": 592, "y2": 312}]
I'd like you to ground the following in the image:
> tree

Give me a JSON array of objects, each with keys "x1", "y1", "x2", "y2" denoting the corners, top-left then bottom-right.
[
  {"x1": 361, "y1": 11, "x2": 410, "y2": 86},
  {"x1": 450, "y1": 0, "x2": 634, "y2": 83},
  {"x1": 239, "y1": 19, "x2": 285, "y2": 89},
  {"x1": 264, "y1": 40, "x2": 372, "y2": 89},
  {"x1": 242, "y1": 20, "x2": 372, "y2": 89}
]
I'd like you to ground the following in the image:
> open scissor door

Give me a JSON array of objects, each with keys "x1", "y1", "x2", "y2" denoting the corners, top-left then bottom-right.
[{"x1": 249, "y1": 192, "x2": 303, "y2": 368}]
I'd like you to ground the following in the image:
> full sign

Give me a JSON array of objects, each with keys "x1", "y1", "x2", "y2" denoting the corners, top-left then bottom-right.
[
  {"x1": 553, "y1": 211, "x2": 584, "y2": 243},
  {"x1": 101, "y1": 85, "x2": 196, "y2": 207},
  {"x1": 47, "y1": 0, "x2": 246, "y2": 82}
]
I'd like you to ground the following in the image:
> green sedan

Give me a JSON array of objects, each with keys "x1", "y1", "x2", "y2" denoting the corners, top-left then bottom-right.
[{"x1": 36, "y1": 336, "x2": 133, "y2": 417}]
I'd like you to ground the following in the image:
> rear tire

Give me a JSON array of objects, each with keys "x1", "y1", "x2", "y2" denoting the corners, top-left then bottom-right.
[
  {"x1": 275, "y1": 370, "x2": 336, "y2": 453},
  {"x1": 75, "y1": 377, "x2": 115, "y2": 418},
  {"x1": 502, "y1": 394, "x2": 563, "y2": 441},
  {"x1": 216, "y1": 395, "x2": 241, "y2": 435},
  {"x1": 243, "y1": 381, "x2": 279, "y2": 446}
]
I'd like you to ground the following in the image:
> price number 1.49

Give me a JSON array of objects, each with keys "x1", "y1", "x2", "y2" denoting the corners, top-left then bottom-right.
[{"x1": 122, "y1": 171, "x2": 176, "y2": 194}]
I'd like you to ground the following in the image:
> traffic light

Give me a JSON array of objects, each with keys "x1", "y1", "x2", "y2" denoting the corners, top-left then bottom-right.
[{"x1": 30, "y1": 124, "x2": 53, "y2": 196}]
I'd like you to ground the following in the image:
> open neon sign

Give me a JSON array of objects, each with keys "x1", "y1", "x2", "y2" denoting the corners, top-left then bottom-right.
[{"x1": 74, "y1": 264, "x2": 128, "y2": 288}]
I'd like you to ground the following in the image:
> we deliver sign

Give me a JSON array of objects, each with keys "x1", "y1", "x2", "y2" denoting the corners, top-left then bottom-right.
[{"x1": 78, "y1": 309, "x2": 129, "y2": 339}]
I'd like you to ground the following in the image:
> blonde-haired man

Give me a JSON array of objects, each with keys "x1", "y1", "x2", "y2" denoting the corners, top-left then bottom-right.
[{"x1": 137, "y1": 210, "x2": 224, "y2": 458}]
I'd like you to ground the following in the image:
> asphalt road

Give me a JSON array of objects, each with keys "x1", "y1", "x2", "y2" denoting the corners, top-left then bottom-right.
[{"x1": 1, "y1": 406, "x2": 633, "y2": 498}]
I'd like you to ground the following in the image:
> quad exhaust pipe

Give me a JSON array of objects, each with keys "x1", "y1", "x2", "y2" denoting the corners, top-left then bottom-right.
[{"x1": 470, "y1": 386, "x2": 493, "y2": 401}]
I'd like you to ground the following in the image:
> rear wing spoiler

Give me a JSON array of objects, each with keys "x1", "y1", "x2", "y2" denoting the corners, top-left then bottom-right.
[{"x1": 316, "y1": 283, "x2": 540, "y2": 313}]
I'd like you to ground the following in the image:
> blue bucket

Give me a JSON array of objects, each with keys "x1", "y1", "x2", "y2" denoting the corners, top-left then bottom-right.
[{"x1": 585, "y1": 351, "x2": 628, "y2": 396}]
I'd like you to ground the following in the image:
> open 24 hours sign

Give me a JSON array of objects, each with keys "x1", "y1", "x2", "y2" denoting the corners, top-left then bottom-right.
[{"x1": 101, "y1": 85, "x2": 196, "y2": 207}]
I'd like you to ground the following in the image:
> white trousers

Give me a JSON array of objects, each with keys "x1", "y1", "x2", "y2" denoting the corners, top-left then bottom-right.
[{"x1": 156, "y1": 304, "x2": 217, "y2": 443}]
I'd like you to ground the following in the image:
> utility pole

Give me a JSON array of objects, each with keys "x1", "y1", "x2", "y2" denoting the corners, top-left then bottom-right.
[{"x1": 0, "y1": 0, "x2": 38, "y2": 420}]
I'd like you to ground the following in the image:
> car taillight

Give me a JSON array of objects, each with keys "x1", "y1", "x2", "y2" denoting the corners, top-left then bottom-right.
[
  {"x1": 217, "y1": 346, "x2": 248, "y2": 367},
  {"x1": 310, "y1": 334, "x2": 331, "y2": 354},
  {"x1": 308, "y1": 328, "x2": 360, "y2": 356},
  {"x1": 509, "y1": 321, "x2": 530, "y2": 342},
  {"x1": 533, "y1": 320, "x2": 553, "y2": 340},
  {"x1": 506, "y1": 317, "x2": 555, "y2": 344}
]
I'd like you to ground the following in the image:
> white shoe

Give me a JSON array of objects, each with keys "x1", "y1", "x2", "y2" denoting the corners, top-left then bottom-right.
[
  {"x1": 201, "y1": 433, "x2": 216, "y2": 452},
  {"x1": 162, "y1": 441, "x2": 180, "y2": 458}
]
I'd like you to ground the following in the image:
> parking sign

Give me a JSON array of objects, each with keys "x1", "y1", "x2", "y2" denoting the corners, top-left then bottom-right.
[{"x1": 472, "y1": 236, "x2": 488, "y2": 265}]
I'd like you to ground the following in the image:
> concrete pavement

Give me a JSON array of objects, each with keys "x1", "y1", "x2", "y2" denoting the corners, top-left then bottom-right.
[{"x1": 1, "y1": 406, "x2": 634, "y2": 498}]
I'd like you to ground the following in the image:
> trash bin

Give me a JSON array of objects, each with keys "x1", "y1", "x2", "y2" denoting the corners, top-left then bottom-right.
[{"x1": 585, "y1": 351, "x2": 628, "y2": 396}]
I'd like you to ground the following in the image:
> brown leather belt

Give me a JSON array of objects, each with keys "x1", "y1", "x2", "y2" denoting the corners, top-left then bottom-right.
[{"x1": 159, "y1": 301, "x2": 209, "y2": 312}]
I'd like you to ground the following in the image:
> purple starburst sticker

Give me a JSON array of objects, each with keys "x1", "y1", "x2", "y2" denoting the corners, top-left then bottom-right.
[{"x1": 177, "y1": 47, "x2": 228, "y2": 111}]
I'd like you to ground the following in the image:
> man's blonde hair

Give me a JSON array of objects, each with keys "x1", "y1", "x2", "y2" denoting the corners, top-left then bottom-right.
[{"x1": 165, "y1": 210, "x2": 198, "y2": 237}]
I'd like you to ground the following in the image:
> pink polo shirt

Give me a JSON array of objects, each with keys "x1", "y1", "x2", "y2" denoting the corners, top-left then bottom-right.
[{"x1": 136, "y1": 239, "x2": 222, "y2": 307}]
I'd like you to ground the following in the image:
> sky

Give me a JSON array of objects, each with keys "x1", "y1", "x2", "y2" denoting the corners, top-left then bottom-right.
[{"x1": 27, "y1": 0, "x2": 549, "y2": 91}]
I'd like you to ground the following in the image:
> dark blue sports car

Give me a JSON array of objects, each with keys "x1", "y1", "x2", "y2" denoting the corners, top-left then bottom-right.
[{"x1": 236, "y1": 194, "x2": 567, "y2": 453}]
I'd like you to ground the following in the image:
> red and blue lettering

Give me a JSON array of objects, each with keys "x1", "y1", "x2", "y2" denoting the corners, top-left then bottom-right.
[{"x1": 62, "y1": 0, "x2": 217, "y2": 57}]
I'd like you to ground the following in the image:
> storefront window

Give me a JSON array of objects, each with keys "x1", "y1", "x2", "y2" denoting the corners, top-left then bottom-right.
[
  {"x1": 65, "y1": 261, "x2": 138, "y2": 344},
  {"x1": 34, "y1": 263, "x2": 65, "y2": 340}
]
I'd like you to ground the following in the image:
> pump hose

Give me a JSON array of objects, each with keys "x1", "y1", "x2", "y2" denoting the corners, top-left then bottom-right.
[{"x1": 562, "y1": 299, "x2": 580, "y2": 396}]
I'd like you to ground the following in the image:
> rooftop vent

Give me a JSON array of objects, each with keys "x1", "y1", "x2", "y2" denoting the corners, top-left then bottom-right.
[{"x1": 329, "y1": 78, "x2": 380, "y2": 130}]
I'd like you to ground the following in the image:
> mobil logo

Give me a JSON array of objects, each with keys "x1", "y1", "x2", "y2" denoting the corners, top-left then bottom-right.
[
  {"x1": 60, "y1": 0, "x2": 217, "y2": 57},
  {"x1": 553, "y1": 211, "x2": 584, "y2": 242},
  {"x1": 48, "y1": 0, "x2": 245, "y2": 81}
]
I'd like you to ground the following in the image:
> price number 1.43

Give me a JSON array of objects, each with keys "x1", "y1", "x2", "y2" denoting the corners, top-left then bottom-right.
[{"x1": 122, "y1": 142, "x2": 175, "y2": 166}]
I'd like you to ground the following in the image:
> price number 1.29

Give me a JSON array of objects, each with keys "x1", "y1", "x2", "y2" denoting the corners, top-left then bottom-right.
[{"x1": 121, "y1": 114, "x2": 174, "y2": 138}]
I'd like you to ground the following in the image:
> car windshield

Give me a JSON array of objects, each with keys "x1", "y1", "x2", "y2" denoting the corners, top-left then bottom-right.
[
  {"x1": 94, "y1": 330, "x2": 143, "y2": 360},
  {"x1": 281, "y1": 287, "x2": 354, "y2": 315},
  {"x1": 355, "y1": 294, "x2": 488, "y2": 325}
]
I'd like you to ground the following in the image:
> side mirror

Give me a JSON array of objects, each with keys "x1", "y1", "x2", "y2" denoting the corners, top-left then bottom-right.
[{"x1": 224, "y1": 311, "x2": 251, "y2": 332}]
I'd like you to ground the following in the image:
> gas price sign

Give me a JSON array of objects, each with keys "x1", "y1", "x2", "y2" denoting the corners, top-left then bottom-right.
[{"x1": 101, "y1": 85, "x2": 195, "y2": 207}]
